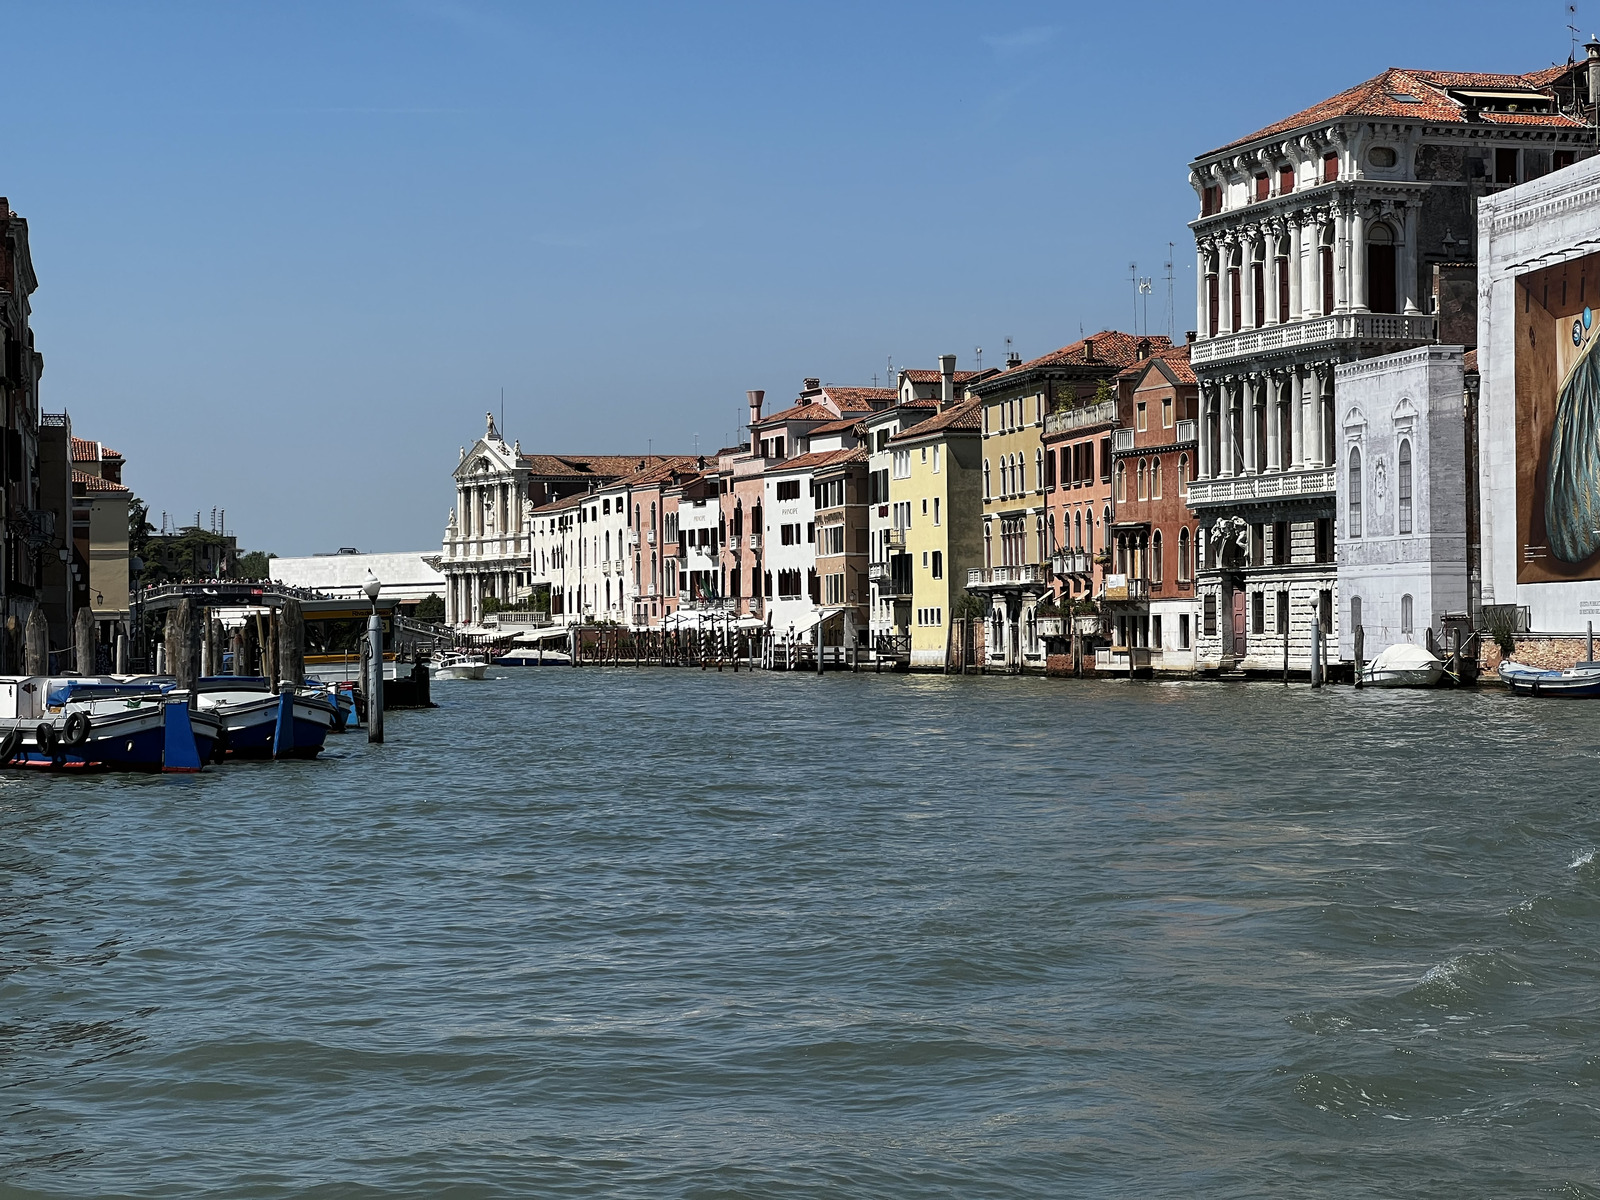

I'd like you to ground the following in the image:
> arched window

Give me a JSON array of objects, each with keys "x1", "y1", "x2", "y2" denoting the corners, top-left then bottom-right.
[
  {"x1": 1049, "y1": 513, "x2": 1057, "y2": 553},
  {"x1": 1178, "y1": 527, "x2": 1190, "y2": 582},
  {"x1": 983, "y1": 459, "x2": 991, "y2": 500},
  {"x1": 1195, "y1": 525, "x2": 1204, "y2": 576},
  {"x1": 1036, "y1": 514, "x2": 1047, "y2": 561},
  {"x1": 1401, "y1": 593, "x2": 1414, "y2": 638},
  {"x1": 1152, "y1": 530, "x2": 1163, "y2": 583},
  {"x1": 1152, "y1": 459, "x2": 1162, "y2": 500},
  {"x1": 1018, "y1": 453, "x2": 1027, "y2": 494},
  {"x1": 1075, "y1": 511, "x2": 1083, "y2": 549},
  {"x1": 1348, "y1": 447, "x2": 1363, "y2": 538},
  {"x1": 1179, "y1": 452, "x2": 1189, "y2": 493},
  {"x1": 984, "y1": 522, "x2": 993, "y2": 567},
  {"x1": 1035, "y1": 448, "x2": 1044, "y2": 494},
  {"x1": 1399, "y1": 439, "x2": 1413, "y2": 534},
  {"x1": 1367, "y1": 224, "x2": 1397, "y2": 313},
  {"x1": 1137, "y1": 459, "x2": 1148, "y2": 500},
  {"x1": 1115, "y1": 461, "x2": 1127, "y2": 503}
]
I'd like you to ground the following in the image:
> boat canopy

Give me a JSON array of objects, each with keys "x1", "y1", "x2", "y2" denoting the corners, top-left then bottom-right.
[{"x1": 1370, "y1": 643, "x2": 1442, "y2": 672}]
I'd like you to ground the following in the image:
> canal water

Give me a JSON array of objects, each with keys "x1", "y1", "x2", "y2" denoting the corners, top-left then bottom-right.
[{"x1": 3, "y1": 669, "x2": 1599, "y2": 1198}]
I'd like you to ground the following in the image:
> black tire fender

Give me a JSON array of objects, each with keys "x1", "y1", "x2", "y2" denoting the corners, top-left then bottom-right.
[
  {"x1": 63, "y1": 712, "x2": 90, "y2": 748},
  {"x1": 35, "y1": 722, "x2": 58, "y2": 754},
  {"x1": 0, "y1": 729, "x2": 21, "y2": 762}
]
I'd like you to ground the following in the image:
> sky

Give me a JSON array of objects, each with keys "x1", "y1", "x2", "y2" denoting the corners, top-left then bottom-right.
[{"x1": 4, "y1": 0, "x2": 1588, "y2": 554}]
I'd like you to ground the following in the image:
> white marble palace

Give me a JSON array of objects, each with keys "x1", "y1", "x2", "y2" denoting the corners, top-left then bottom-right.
[{"x1": 1186, "y1": 64, "x2": 1595, "y2": 673}]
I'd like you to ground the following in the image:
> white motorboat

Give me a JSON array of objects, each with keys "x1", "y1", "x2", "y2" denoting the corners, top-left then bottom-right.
[
  {"x1": 431, "y1": 651, "x2": 489, "y2": 680},
  {"x1": 1362, "y1": 643, "x2": 1445, "y2": 688}
]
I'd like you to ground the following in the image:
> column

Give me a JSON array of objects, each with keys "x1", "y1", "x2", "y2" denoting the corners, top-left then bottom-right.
[
  {"x1": 1196, "y1": 244, "x2": 1209, "y2": 338},
  {"x1": 1402, "y1": 202, "x2": 1421, "y2": 314},
  {"x1": 1219, "y1": 386, "x2": 1233, "y2": 477},
  {"x1": 1303, "y1": 218, "x2": 1321, "y2": 317},
  {"x1": 1351, "y1": 202, "x2": 1368, "y2": 313},
  {"x1": 1288, "y1": 214, "x2": 1303, "y2": 322},
  {"x1": 1242, "y1": 377, "x2": 1257, "y2": 474},
  {"x1": 1198, "y1": 387, "x2": 1213, "y2": 479},
  {"x1": 1264, "y1": 223, "x2": 1280, "y2": 326},
  {"x1": 1265, "y1": 377, "x2": 1281, "y2": 472},
  {"x1": 1333, "y1": 204, "x2": 1350, "y2": 313},
  {"x1": 1241, "y1": 232, "x2": 1256, "y2": 331},
  {"x1": 1291, "y1": 369, "x2": 1306, "y2": 469},
  {"x1": 1308, "y1": 369, "x2": 1325, "y2": 467}
]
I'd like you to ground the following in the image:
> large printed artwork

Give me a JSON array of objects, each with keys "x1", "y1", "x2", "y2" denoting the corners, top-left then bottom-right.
[{"x1": 1516, "y1": 251, "x2": 1600, "y2": 582}]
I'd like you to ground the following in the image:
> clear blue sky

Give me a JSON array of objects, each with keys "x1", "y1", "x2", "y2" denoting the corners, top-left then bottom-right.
[{"x1": 8, "y1": 0, "x2": 1584, "y2": 554}]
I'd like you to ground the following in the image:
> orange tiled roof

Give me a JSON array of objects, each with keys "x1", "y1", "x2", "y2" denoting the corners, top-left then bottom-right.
[
  {"x1": 819, "y1": 386, "x2": 896, "y2": 411},
  {"x1": 899, "y1": 369, "x2": 987, "y2": 384},
  {"x1": 804, "y1": 416, "x2": 866, "y2": 437},
  {"x1": 1118, "y1": 343, "x2": 1197, "y2": 387},
  {"x1": 1211, "y1": 66, "x2": 1583, "y2": 154},
  {"x1": 889, "y1": 398, "x2": 983, "y2": 441},
  {"x1": 70, "y1": 436, "x2": 122, "y2": 462},
  {"x1": 755, "y1": 400, "x2": 843, "y2": 426},
  {"x1": 1464, "y1": 349, "x2": 1479, "y2": 374},
  {"x1": 72, "y1": 468, "x2": 129, "y2": 493},
  {"x1": 519, "y1": 453, "x2": 681, "y2": 478},
  {"x1": 979, "y1": 331, "x2": 1172, "y2": 385},
  {"x1": 767, "y1": 447, "x2": 862, "y2": 474}
]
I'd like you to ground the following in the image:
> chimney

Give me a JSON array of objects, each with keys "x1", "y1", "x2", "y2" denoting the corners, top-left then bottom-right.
[
  {"x1": 803, "y1": 377, "x2": 821, "y2": 392},
  {"x1": 1186, "y1": 330, "x2": 1197, "y2": 344},
  {"x1": 1005, "y1": 351, "x2": 1021, "y2": 369},
  {"x1": 1587, "y1": 38, "x2": 1600, "y2": 108},
  {"x1": 938, "y1": 353, "x2": 957, "y2": 411},
  {"x1": 1084, "y1": 338, "x2": 1096, "y2": 361},
  {"x1": 1137, "y1": 338, "x2": 1151, "y2": 360},
  {"x1": 747, "y1": 389, "x2": 764, "y2": 452}
]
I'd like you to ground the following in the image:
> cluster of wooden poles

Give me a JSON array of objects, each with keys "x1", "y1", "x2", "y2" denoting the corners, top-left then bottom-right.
[{"x1": 149, "y1": 597, "x2": 313, "y2": 694}]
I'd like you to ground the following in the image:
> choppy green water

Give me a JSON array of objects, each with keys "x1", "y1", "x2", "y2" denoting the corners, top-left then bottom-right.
[{"x1": 3, "y1": 669, "x2": 1600, "y2": 1198}]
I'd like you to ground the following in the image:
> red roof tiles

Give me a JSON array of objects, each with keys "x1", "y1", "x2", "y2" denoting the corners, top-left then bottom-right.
[
  {"x1": 888, "y1": 398, "x2": 983, "y2": 441},
  {"x1": 979, "y1": 331, "x2": 1172, "y2": 384},
  {"x1": 71, "y1": 436, "x2": 122, "y2": 462},
  {"x1": 72, "y1": 468, "x2": 129, "y2": 493},
  {"x1": 899, "y1": 369, "x2": 987, "y2": 385},
  {"x1": 1211, "y1": 66, "x2": 1582, "y2": 154}
]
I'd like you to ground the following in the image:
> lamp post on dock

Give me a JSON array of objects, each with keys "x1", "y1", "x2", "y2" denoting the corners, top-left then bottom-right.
[{"x1": 364, "y1": 571, "x2": 384, "y2": 744}]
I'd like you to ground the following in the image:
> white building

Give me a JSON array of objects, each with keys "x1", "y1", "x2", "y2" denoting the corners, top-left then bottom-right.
[
  {"x1": 441, "y1": 414, "x2": 532, "y2": 626},
  {"x1": 1480, "y1": 146, "x2": 1600, "y2": 635},
  {"x1": 271, "y1": 551, "x2": 447, "y2": 607},
  {"x1": 1187, "y1": 62, "x2": 1593, "y2": 673},
  {"x1": 1335, "y1": 346, "x2": 1468, "y2": 659}
]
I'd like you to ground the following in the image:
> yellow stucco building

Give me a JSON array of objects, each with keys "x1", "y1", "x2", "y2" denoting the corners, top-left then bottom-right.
[{"x1": 886, "y1": 398, "x2": 984, "y2": 670}]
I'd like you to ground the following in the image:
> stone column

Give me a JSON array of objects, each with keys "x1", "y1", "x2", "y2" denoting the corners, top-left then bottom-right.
[
  {"x1": 1351, "y1": 201, "x2": 1368, "y2": 313},
  {"x1": 1402, "y1": 202, "x2": 1421, "y2": 314},
  {"x1": 1288, "y1": 214, "x2": 1304, "y2": 322},
  {"x1": 1264, "y1": 222, "x2": 1282, "y2": 326},
  {"x1": 1333, "y1": 203, "x2": 1350, "y2": 313},
  {"x1": 1265, "y1": 376, "x2": 1281, "y2": 472},
  {"x1": 1291, "y1": 368, "x2": 1306, "y2": 469},
  {"x1": 1196, "y1": 243, "x2": 1209, "y2": 337},
  {"x1": 1240, "y1": 231, "x2": 1256, "y2": 331},
  {"x1": 1242, "y1": 377, "x2": 1257, "y2": 474},
  {"x1": 1308, "y1": 369, "x2": 1326, "y2": 467},
  {"x1": 1303, "y1": 217, "x2": 1322, "y2": 317},
  {"x1": 1198, "y1": 385, "x2": 1213, "y2": 479}
]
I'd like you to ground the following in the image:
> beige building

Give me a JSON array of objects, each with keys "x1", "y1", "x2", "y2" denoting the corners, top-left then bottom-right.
[{"x1": 71, "y1": 435, "x2": 131, "y2": 649}]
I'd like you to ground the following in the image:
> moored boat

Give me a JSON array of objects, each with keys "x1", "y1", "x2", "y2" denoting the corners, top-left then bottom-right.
[
  {"x1": 0, "y1": 677, "x2": 200, "y2": 770},
  {"x1": 194, "y1": 677, "x2": 341, "y2": 758},
  {"x1": 494, "y1": 648, "x2": 571, "y2": 666},
  {"x1": 1498, "y1": 659, "x2": 1600, "y2": 696},
  {"x1": 1362, "y1": 643, "x2": 1446, "y2": 688}
]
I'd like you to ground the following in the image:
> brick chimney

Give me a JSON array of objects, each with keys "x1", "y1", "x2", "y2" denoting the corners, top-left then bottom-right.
[
  {"x1": 747, "y1": 389, "x2": 764, "y2": 453},
  {"x1": 1084, "y1": 338, "x2": 1096, "y2": 361},
  {"x1": 938, "y1": 353, "x2": 957, "y2": 412}
]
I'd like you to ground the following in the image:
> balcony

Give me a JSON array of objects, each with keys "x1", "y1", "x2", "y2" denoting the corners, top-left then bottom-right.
[
  {"x1": 1174, "y1": 418, "x2": 1196, "y2": 444},
  {"x1": 1186, "y1": 465, "x2": 1336, "y2": 508},
  {"x1": 968, "y1": 564, "x2": 1050, "y2": 590},
  {"x1": 1112, "y1": 427, "x2": 1135, "y2": 452},
  {"x1": 749, "y1": 533, "x2": 762, "y2": 551},
  {"x1": 868, "y1": 561, "x2": 892, "y2": 584},
  {"x1": 727, "y1": 534, "x2": 741, "y2": 550},
  {"x1": 1101, "y1": 574, "x2": 1149, "y2": 602},
  {"x1": 1190, "y1": 312, "x2": 1436, "y2": 367},
  {"x1": 1050, "y1": 549, "x2": 1092, "y2": 577},
  {"x1": 1044, "y1": 399, "x2": 1117, "y2": 438},
  {"x1": 885, "y1": 528, "x2": 907, "y2": 551},
  {"x1": 627, "y1": 529, "x2": 640, "y2": 547},
  {"x1": 494, "y1": 611, "x2": 553, "y2": 628},
  {"x1": 646, "y1": 530, "x2": 657, "y2": 546}
]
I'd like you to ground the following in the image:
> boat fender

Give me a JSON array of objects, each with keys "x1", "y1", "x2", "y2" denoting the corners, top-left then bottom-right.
[
  {"x1": 63, "y1": 712, "x2": 91, "y2": 747},
  {"x1": 35, "y1": 722, "x2": 58, "y2": 754},
  {"x1": 0, "y1": 729, "x2": 20, "y2": 762}
]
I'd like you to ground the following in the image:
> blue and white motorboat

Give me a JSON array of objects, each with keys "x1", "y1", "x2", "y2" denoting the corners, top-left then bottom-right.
[
  {"x1": 1499, "y1": 659, "x2": 1600, "y2": 696},
  {"x1": 194, "y1": 677, "x2": 341, "y2": 759},
  {"x1": 0, "y1": 676, "x2": 206, "y2": 771}
]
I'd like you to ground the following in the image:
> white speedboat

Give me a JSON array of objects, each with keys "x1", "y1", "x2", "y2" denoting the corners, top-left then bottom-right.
[
  {"x1": 431, "y1": 651, "x2": 488, "y2": 680},
  {"x1": 1362, "y1": 643, "x2": 1445, "y2": 688}
]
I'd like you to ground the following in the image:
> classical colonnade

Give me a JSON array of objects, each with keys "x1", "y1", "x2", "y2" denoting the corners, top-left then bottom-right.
[{"x1": 1197, "y1": 366, "x2": 1339, "y2": 481}]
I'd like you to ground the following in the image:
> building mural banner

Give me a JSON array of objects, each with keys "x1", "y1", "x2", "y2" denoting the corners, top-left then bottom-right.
[{"x1": 1517, "y1": 250, "x2": 1600, "y2": 583}]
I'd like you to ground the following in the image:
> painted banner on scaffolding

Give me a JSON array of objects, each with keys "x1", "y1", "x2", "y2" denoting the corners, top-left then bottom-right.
[{"x1": 1517, "y1": 250, "x2": 1600, "y2": 583}]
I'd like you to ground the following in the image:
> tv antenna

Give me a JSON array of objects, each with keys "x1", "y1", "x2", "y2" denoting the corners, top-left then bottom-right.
[
  {"x1": 1570, "y1": 6, "x2": 1581, "y2": 63},
  {"x1": 974, "y1": 345, "x2": 983, "y2": 370},
  {"x1": 1138, "y1": 275, "x2": 1154, "y2": 337},
  {"x1": 1129, "y1": 261, "x2": 1139, "y2": 332},
  {"x1": 1165, "y1": 244, "x2": 1176, "y2": 341}
]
